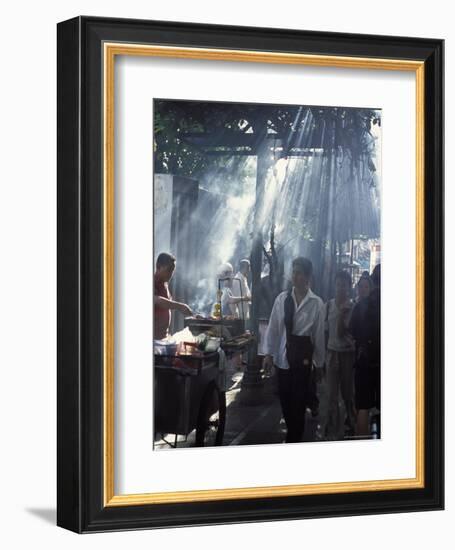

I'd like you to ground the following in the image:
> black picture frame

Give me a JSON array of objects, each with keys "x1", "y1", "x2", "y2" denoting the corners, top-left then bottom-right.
[{"x1": 57, "y1": 16, "x2": 444, "y2": 533}]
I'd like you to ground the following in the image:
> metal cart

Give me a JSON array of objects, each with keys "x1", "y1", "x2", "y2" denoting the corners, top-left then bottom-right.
[{"x1": 154, "y1": 351, "x2": 226, "y2": 447}]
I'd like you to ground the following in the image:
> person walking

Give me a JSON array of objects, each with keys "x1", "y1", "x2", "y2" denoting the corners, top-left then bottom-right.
[
  {"x1": 263, "y1": 257, "x2": 325, "y2": 443},
  {"x1": 324, "y1": 270, "x2": 356, "y2": 439},
  {"x1": 350, "y1": 264, "x2": 381, "y2": 437}
]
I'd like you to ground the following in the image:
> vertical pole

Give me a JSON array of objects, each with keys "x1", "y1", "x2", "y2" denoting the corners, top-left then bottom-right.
[{"x1": 242, "y1": 138, "x2": 270, "y2": 391}]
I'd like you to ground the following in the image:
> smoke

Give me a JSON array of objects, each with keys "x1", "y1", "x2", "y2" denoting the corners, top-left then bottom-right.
[
  {"x1": 156, "y1": 108, "x2": 382, "y2": 312},
  {"x1": 173, "y1": 157, "x2": 257, "y2": 315}
]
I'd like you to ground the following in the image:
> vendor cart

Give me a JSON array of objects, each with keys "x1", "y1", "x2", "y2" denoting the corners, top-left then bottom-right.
[{"x1": 154, "y1": 351, "x2": 226, "y2": 447}]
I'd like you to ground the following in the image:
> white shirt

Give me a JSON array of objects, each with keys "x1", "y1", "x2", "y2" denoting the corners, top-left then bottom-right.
[
  {"x1": 325, "y1": 299, "x2": 355, "y2": 352},
  {"x1": 233, "y1": 271, "x2": 251, "y2": 320},
  {"x1": 263, "y1": 288, "x2": 326, "y2": 369},
  {"x1": 221, "y1": 287, "x2": 239, "y2": 317}
]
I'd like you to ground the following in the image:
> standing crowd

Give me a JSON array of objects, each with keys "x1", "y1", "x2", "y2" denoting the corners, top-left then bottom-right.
[{"x1": 263, "y1": 257, "x2": 381, "y2": 443}]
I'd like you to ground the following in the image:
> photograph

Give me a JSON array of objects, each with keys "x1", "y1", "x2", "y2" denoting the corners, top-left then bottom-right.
[
  {"x1": 153, "y1": 98, "x2": 382, "y2": 449},
  {"x1": 55, "y1": 15, "x2": 443, "y2": 532}
]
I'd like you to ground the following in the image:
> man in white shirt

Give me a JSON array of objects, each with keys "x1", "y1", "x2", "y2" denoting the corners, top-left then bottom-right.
[
  {"x1": 263, "y1": 257, "x2": 325, "y2": 443},
  {"x1": 234, "y1": 259, "x2": 251, "y2": 323}
]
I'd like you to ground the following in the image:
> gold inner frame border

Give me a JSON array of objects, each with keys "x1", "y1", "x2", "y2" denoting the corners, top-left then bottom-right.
[{"x1": 103, "y1": 42, "x2": 425, "y2": 506}]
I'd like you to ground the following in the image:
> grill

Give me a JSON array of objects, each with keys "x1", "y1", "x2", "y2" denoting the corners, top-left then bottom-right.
[{"x1": 184, "y1": 317, "x2": 245, "y2": 340}]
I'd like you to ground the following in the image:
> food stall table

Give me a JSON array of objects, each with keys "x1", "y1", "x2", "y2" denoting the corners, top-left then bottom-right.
[{"x1": 154, "y1": 351, "x2": 226, "y2": 447}]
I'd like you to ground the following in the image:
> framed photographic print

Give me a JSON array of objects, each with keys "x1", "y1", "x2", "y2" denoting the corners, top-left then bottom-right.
[{"x1": 57, "y1": 16, "x2": 444, "y2": 532}]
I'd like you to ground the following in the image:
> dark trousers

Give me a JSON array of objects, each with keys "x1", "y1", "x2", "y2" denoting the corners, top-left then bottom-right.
[{"x1": 277, "y1": 365, "x2": 312, "y2": 443}]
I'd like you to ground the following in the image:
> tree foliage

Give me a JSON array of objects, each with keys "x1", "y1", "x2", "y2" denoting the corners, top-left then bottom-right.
[{"x1": 154, "y1": 99, "x2": 381, "y2": 177}]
